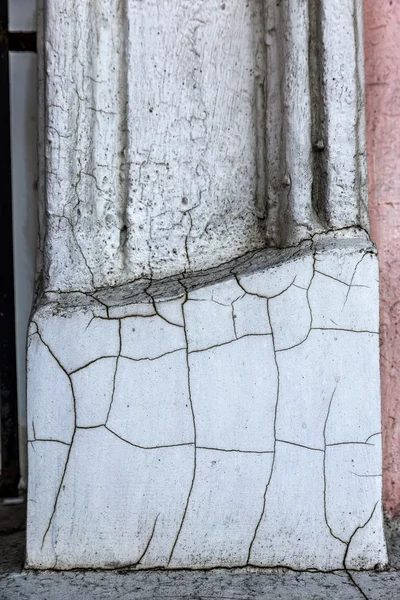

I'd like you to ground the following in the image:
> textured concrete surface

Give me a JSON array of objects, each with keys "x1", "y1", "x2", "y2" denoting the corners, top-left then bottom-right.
[
  {"x1": 364, "y1": 0, "x2": 400, "y2": 519},
  {"x1": 38, "y1": 0, "x2": 368, "y2": 291}
]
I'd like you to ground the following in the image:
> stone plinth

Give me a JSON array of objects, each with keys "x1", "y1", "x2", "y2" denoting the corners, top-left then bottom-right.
[{"x1": 27, "y1": 231, "x2": 387, "y2": 569}]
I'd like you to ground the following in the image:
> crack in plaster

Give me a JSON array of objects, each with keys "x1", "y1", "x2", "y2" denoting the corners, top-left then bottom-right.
[
  {"x1": 40, "y1": 435, "x2": 75, "y2": 550},
  {"x1": 69, "y1": 347, "x2": 187, "y2": 376},
  {"x1": 231, "y1": 302, "x2": 238, "y2": 338},
  {"x1": 322, "y1": 384, "x2": 347, "y2": 546},
  {"x1": 351, "y1": 473, "x2": 382, "y2": 479},
  {"x1": 135, "y1": 513, "x2": 160, "y2": 567},
  {"x1": 105, "y1": 321, "x2": 122, "y2": 425},
  {"x1": 326, "y1": 442, "x2": 375, "y2": 448},
  {"x1": 104, "y1": 426, "x2": 193, "y2": 452},
  {"x1": 188, "y1": 333, "x2": 272, "y2": 355},
  {"x1": 343, "y1": 502, "x2": 379, "y2": 600},
  {"x1": 246, "y1": 299, "x2": 279, "y2": 563},
  {"x1": 312, "y1": 327, "x2": 378, "y2": 335},
  {"x1": 342, "y1": 252, "x2": 370, "y2": 312},
  {"x1": 365, "y1": 433, "x2": 381, "y2": 443},
  {"x1": 86, "y1": 313, "x2": 156, "y2": 325},
  {"x1": 31, "y1": 324, "x2": 78, "y2": 550},
  {"x1": 28, "y1": 439, "x2": 71, "y2": 447},
  {"x1": 276, "y1": 439, "x2": 324, "y2": 453},
  {"x1": 315, "y1": 268, "x2": 368, "y2": 290},
  {"x1": 197, "y1": 447, "x2": 274, "y2": 455},
  {"x1": 120, "y1": 349, "x2": 187, "y2": 363},
  {"x1": 168, "y1": 291, "x2": 197, "y2": 565},
  {"x1": 233, "y1": 273, "x2": 297, "y2": 301}
]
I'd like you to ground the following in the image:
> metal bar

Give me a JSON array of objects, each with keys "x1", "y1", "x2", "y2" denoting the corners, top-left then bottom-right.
[{"x1": 8, "y1": 32, "x2": 37, "y2": 52}]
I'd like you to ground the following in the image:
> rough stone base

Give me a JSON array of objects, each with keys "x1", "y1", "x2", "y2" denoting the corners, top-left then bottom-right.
[{"x1": 26, "y1": 231, "x2": 387, "y2": 570}]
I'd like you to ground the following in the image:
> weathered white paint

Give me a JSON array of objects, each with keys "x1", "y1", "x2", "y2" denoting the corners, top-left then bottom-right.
[
  {"x1": 26, "y1": 234, "x2": 386, "y2": 569},
  {"x1": 38, "y1": 0, "x2": 369, "y2": 292},
  {"x1": 27, "y1": 0, "x2": 386, "y2": 570},
  {"x1": 40, "y1": 0, "x2": 268, "y2": 291}
]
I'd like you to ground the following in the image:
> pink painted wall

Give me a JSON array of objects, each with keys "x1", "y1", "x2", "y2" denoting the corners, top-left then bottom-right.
[{"x1": 364, "y1": 0, "x2": 400, "y2": 517}]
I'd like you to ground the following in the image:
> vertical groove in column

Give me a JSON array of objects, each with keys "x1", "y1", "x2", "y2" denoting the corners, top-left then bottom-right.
[
  {"x1": 319, "y1": 0, "x2": 367, "y2": 230},
  {"x1": 264, "y1": 0, "x2": 284, "y2": 246},
  {"x1": 280, "y1": 0, "x2": 319, "y2": 243},
  {"x1": 254, "y1": 0, "x2": 267, "y2": 221},
  {"x1": 308, "y1": 0, "x2": 328, "y2": 228},
  {"x1": 265, "y1": 0, "x2": 320, "y2": 247},
  {"x1": 353, "y1": 0, "x2": 369, "y2": 231},
  {"x1": 82, "y1": 0, "x2": 131, "y2": 286},
  {"x1": 265, "y1": 0, "x2": 369, "y2": 246},
  {"x1": 115, "y1": 0, "x2": 130, "y2": 273}
]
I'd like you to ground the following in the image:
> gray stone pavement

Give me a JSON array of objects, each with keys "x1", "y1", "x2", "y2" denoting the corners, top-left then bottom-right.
[{"x1": 0, "y1": 504, "x2": 399, "y2": 599}]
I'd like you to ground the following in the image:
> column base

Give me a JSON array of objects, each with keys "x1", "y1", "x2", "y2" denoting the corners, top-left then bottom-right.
[{"x1": 26, "y1": 230, "x2": 387, "y2": 570}]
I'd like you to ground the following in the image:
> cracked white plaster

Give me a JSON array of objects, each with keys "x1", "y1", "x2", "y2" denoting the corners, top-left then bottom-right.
[
  {"x1": 28, "y1": 238, "x2": 386, "y2": 569},
  {"x1": 189, "y1": 335, "x2": 277, "y2": 452},
  {"x1": 27, "y1": 332, "x2": 74, "y2": 444},
  {"x1": 168, "y1": 449, "x2": 274, "y2": 568},
  {"x1": 249, "y1": 441, "x2": 346, "y2": 570},
  {"x1": 71, "y1": 357, "x2": 117, "y2": 428},
  {"x1": 107, "y1": 352, "x2": 193, "y2": 448},
  {"x1": 26, "y1": 440, "x2": 71, "y2": 569},
  {"x1": 32, "y1": 310, "x2": 120, "y2": 373},
  {"x1": 27, "y1": 240, "x2": 387, "y2": 570},
  {"x1": 238, "y1": 253, "x2": 313, "y2": 298},
  {"x1": 232, "y1": 293, "x2": 271, "y2": 338},
  {"x1": 120, "y1": 315, "x2": 185, "y2": 360},
  {"x1": 154, "y1": 297, "x2": 185, "y2": 328},
  {"x1": 325, "y1": 442, "x2": 383, "y2": 543},
  {"x1": 269, "y1": 284, "x2": 312, "y2": 351},
  {"x1": 35, "y1": 427, "x2": 194, "y2": 570}
]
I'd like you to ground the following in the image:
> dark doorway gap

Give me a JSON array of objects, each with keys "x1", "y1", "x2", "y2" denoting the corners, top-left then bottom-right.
[{"x1": 0, "y1": 2, "x2": 36, "y2": 497}]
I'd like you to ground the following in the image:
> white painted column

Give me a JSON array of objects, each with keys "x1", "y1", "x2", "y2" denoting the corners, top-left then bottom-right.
[{"x1": 26, "y1": 0, "x2": 387, "y2": 570}]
